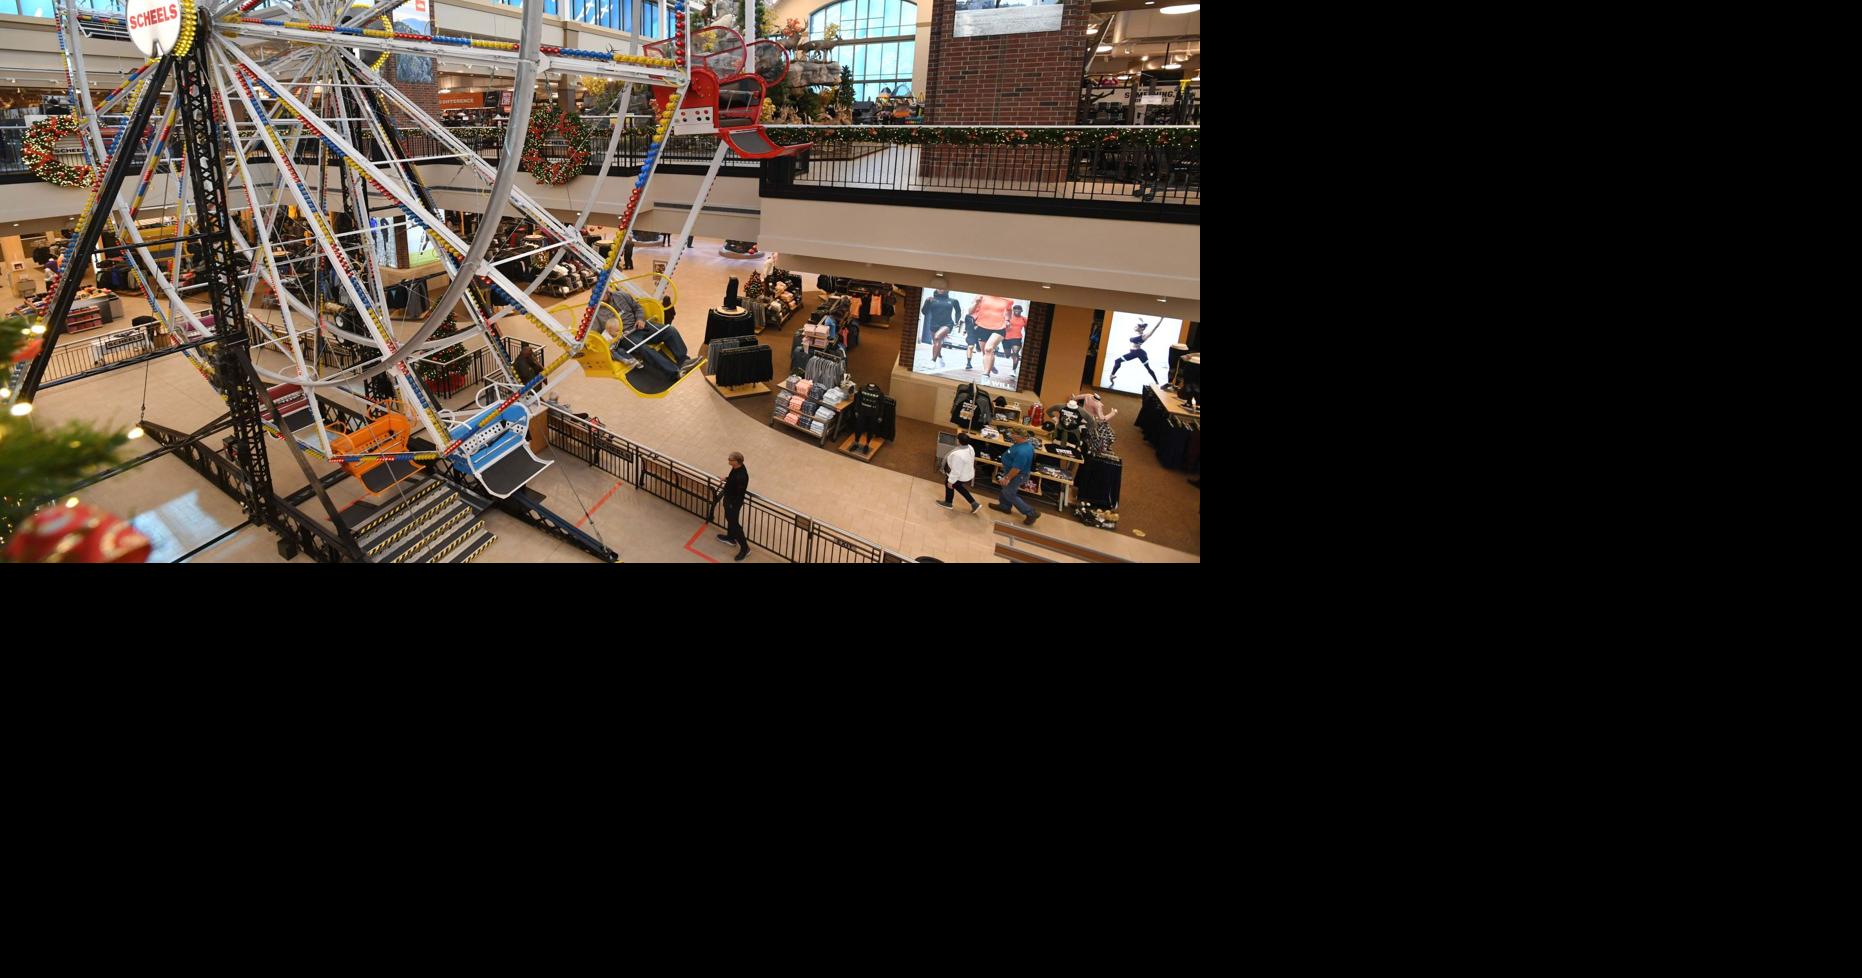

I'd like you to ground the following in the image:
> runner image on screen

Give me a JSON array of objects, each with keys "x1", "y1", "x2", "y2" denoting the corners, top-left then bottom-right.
[
  {"x1": 1000, "y1": 304, "x2": 1028, "y2": 373},
  {"x1": 966, "y1": 294, "x2": 1013, "y2": 375},
  {"x1": 1109, "y1": 319, "x2": 1163, "y2": 385}
]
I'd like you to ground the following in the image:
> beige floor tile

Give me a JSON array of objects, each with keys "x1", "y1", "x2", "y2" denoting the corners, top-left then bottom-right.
[{"x1": 11, "y1": 242, "x2": 1197, "y2": 563}]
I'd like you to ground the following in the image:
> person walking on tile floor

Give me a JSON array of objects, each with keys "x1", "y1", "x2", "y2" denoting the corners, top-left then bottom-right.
[
  {"x1": 992, "y1": 428, "x2": 1039, "y2": 526},
  {"x1": 938, "y1": 432, "x2": 981, "y2": 513},
  {"x1": 714, "y1": 451, "x2": 751, "y2": 560}
]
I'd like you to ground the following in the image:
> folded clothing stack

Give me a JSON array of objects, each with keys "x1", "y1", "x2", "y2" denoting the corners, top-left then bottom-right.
[
  {"x1": 814, "y1": 406, "x2": 835, "y2": 421},
  {"x1": 802, "y1": 323, "x2": 834, "y2": 350},
  {"x1": 822, "y1": 386, "x2": 847, "y2": 404},
  {"x1": 786, "y1": 411, "x2": 802, "y2": 426},
  {"x1": 810, "y1": 419, "x2": 827, "y2": 434},
  {"x1": 794, "y1": 378, "x2": 813, "y2": 399}
]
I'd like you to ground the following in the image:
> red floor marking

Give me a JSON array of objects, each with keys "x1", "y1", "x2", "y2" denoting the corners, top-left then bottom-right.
[
  {"x1": 574, "y1": 479, "x2": 626, "y2": 528},
  {"x1": 684, "y1": 520, "x2": 721, "y2": 563}
]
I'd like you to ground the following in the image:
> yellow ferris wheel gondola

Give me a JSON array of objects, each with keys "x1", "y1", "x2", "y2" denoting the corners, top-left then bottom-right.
[{"x1": 561, "y1": 277, "x2": 703, "y2": 397}]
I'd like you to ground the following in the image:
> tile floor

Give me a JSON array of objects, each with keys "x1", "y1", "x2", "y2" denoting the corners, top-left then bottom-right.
[{"x1": 7, "y1": 238, "x2": 1198, "y2": 563}]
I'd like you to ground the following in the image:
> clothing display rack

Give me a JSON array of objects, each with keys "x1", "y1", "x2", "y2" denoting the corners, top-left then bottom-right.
[
  {"x1": 770, "y1": 374, "x2": 851, "y2": 445},
  {"x1": 703, "y1": 306, "x2": 756, "y2": 346},
  {"x1": 953, "y1": 419, "x2": 1085, "y2": 510},
  {"x1": 1136, "y1": 384, "x2": 1201, "y2": 473},
  {"x1": 712, "y1": 342, "x2": 773, "y2": 388}
]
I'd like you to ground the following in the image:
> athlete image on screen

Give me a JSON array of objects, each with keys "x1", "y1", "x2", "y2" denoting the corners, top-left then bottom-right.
[
  {"x1": 922, "y1": 288, "x2": 960, "y2": 365},
  {"x1": 1109, "y1": 319, "x2": 1163, "y2": 385},
  {"x1": 965, "y1": 294, "x2": 1013, "y2": 376},
  {"x1": 1000, "y1": 304, "x2": 1028, "y2": 374}
]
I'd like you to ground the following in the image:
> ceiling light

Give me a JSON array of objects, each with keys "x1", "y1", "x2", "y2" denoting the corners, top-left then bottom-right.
[
  {"x1": 1161, "y1": 4, "x2": 1200, "y2": 12},
  {"x1": 934, "y1": 272, "x2": 945, "y2": 277},
  {"x1": 10, "y1": 403, "x2": 32, "y2": 417},
  {"x1": 1041, "y1": 284, "x2": 1052, "y2": 289},
  {"x1": 1164, "y1": 61, "x2": 1181, "y2": 69},
  {"x1": 1097, "y1": 45, "x2": 1112, "y2": 52},
  {"x1": 1157, "y1": 298, "x2": 1168, "y2": 303},
  {"x1": 66, "y1": 497, "x2": 80, "y2": 509}
]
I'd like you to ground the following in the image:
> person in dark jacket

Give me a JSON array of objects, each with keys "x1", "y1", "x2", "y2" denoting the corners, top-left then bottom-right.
[
  {"x1": 714, "y1": 451, "x2": 751, "y2": 560},
  {"x1": 921, "y1": 288, "x2": 960, "y2": 364},
  {"x1": 622, "y1": 234, "x2": 635, "y2": 271}
]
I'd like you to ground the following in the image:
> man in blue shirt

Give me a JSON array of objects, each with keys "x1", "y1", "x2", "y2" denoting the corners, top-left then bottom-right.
[{"x1": 991, "y1": 428, "x2": 1040, "y2": 526}]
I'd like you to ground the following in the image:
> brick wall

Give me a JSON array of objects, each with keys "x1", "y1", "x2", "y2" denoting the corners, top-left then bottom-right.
[
  {"x1": 921, "y1": 0, "x2": 1090, "y2": 182},
  {"x1": 898, "y1": 287, "x2": 922, "y2": 370},
  {"x1": 390, "y1": 75, "x2": 443, "y2": 128},
  {"x1": 1017, "y1": 302, "x2": 1051, "y2": 394}
]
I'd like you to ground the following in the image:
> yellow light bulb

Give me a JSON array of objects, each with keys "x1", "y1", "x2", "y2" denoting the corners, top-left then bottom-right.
[{"x1": 9, "y1": 403, "x2": 31, "y2": 416}]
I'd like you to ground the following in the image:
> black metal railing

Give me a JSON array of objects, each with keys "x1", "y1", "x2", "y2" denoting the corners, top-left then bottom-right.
[
  {"x1": 544, "y1": 408, "x2": 910, "y2": 564},
  {"x1": 759, "y1": 126, "x2": 1200, "y2": 223},
  {"x1": 30, "y1": 324, "x2": 155, "y2": 385}
]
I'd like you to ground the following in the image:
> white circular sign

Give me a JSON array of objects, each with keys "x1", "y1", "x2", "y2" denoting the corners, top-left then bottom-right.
[{"x1": 127, "y1": 0, "x2": 185, "y2": 59}]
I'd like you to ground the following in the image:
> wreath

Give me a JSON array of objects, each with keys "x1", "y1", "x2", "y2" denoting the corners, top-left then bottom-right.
[
  {"x1": 521, "y1": 105, "x2": 592, "y2": 186},
  {"x1": 23, "y1": 116, "x2": 93, "y2": 189}
]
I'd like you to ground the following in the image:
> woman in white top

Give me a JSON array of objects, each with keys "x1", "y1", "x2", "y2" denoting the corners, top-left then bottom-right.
[{"x1": 937, "y1": 432, "x2": 981, "y2": 513}]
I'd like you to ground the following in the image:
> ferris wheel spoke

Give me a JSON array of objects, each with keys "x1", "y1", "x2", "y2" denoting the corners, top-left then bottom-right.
[{"x1": 226, "y1": 35, "x2": 583, "y2": 360}]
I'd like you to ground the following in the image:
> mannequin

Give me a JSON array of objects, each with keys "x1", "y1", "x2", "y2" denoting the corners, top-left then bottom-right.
[
  {"x1": 723, "y1": 276, "x2": 741, "y2": 311},
  {"x1": 849, "y1": 383, "x2": 886, "y2": 454}
]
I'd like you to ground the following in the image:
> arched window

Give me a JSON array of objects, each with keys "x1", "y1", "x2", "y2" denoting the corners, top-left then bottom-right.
[{"x1": 807, "y1": 0, "x2": 917, "y2": 103}]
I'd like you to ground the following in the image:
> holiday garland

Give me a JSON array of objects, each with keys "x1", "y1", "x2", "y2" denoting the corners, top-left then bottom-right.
[
  {"x1": 23, "y1": 116, "x2": 93, "y2": 189},
  {"x1": 765, "y1": 126, "x2": 1200, "y2": 149},
  {"x1": 520, "y1": 105, "x2": 592, "y2": 186}
]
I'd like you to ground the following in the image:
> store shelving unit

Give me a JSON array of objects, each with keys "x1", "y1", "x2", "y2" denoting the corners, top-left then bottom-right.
[
  {"x1": 949, "y1": 421, "x2": 1084, "y2": 510},
  {"x1": 769, "y1": 377, "x2": 849, "y2": 446}
]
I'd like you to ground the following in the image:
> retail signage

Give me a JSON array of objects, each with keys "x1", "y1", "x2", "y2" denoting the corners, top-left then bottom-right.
[
  {"x1": 953, "y1": 0, "x2": 1063, "y2": 39},
  {"x1": 1140, "y1": 95, "x2": 1165, "y2": 105},
  {"x1": 910, "y1": 288, "x2": 1033, "y2": 393},
  {"x1": 392, "y1": 0, "x2": 435, "y2": 83},
  {"x1": 1097, "y1": 311, "x2": 1183, "y2": 395},
  {"x1": 439, "y1": 92, "x2": 484, "y2": 110},
  {"x1": 126, "y1": 0, "x2": 185, "y2": 58}
]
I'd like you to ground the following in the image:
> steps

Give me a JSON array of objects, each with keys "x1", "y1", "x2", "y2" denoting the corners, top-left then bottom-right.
[{"x1": 352, "y1": 475, "x2": 499, "y2": 564}]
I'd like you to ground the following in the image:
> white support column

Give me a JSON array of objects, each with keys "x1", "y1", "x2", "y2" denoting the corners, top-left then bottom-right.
[{"x1": 654, "y1": 140, "x2": 729, "y2": 302}]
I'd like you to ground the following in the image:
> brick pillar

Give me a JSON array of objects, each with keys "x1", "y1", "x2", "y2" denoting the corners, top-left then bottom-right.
[
  {"x1": 898, "y1": 287, "x2": 923, "y2": 371},
  {"x1": 1018, "y1": 303, "x2": 1051, "y2": 394},
  {"x1": 390, "y1": 75, "x2": 443, "y2": 128},
  {"x1": 921, "y1": 0, "x2": 1090, "y2": 183}
]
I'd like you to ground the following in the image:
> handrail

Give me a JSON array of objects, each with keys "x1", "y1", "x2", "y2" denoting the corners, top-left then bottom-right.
[
  {"x1": 993, "y1": 521, "x2": 1132, "y2": 564},
  {"x1": 542, "y1": 407, "x2": 911, "y2": 564}
]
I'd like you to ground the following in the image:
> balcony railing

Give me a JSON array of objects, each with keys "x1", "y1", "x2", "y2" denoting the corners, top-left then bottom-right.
[
  {"x1": 758, "y1": 125, "x2": 1200, "y2": 224},
  {"x1": 544, "y1": 409, "x2": 913, "y2": 564},
  {"x1": 3, "y1": 121, "x2": 1200, "y2": 227}
]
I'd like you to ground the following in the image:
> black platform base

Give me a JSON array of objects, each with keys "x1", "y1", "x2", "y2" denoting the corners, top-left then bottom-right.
[
  {"x1": 478, "y1": 449, "x2": 553, "y2": 499},
  {"x1": 361, "y1": 457, "x2": 424, "y2": 494}
]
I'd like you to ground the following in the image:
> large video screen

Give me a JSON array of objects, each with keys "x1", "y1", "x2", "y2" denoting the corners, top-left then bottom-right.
[
  {"x1": 1098, "y1": 311, "x2": 1183, "y2": 394},
  {"x1": 954, "y1": 1, "x2": 1063, "y2": 39},
  {"x1": 910, "y1": 287, "x2": 1033, "y2": 392}
]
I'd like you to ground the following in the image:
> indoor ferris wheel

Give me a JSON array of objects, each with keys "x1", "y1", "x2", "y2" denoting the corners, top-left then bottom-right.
[{"x1": 6, "y1": 0, "x2": 805, "y2": 562}]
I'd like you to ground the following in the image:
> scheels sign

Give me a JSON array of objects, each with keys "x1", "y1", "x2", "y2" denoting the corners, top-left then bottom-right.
[
  {"x1": 127, "y1": 0, "x2": 184, "y2": 58},
  {"x1": 127, "y1": 3, "x2": 178, "y2": 29}
]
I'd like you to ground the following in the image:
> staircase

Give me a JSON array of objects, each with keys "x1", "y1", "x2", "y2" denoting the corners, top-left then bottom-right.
[{"x1": 350, "y1": 475, "x2": 498, "y2": 564}]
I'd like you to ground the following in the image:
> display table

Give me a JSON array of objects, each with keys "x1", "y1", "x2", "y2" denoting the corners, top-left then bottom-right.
[
  {"x1": 949, "y1": 423, "x2": 1083, "y2": 509},
  {"x1": 709, "y1": 372, "x2": 769, "y2": 399},
  {"x1": 769, "y1": 379, "x2": 848, "y2": 446},
  {"x1": 1137, "y1": 385, "x2": 1200, "y2": 473},
  {"x1": 70, "y1": 294, "x2": 121, "y2": 325}
]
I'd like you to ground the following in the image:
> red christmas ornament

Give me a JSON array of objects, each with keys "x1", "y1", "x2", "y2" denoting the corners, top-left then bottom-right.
[{"x1": 4, "y1": 503, "x2": 152, "y2": 563}]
